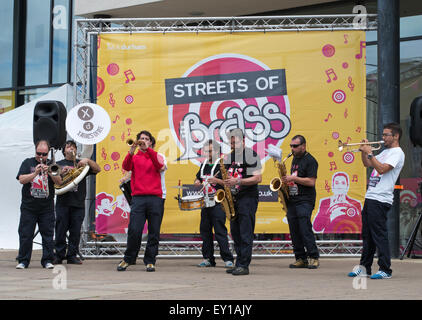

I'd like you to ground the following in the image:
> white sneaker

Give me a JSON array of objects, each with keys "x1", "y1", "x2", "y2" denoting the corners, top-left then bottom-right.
[
  {"x1": 224, "y1": 261, "x2": 234, "y2": 268},
  {"x1": 44, "y1": 262, "x2": 54, "y2": 269},
  {"x1": 16, "y1": 263, "x2": 27, "y2": 269}
]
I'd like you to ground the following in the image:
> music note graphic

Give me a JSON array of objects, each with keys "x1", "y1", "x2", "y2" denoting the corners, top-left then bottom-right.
[
  {"x1": 352, "y1": 174, "x2": 358, "y2": 182},
  {"x1": 101, "y1": 148, "x2": 107, "y2": 160},
  {"x1": 325, "y1": 180, "x2": 331, "y2": 193},
  {"x1": 344, "y1": 108, "x2": 348, "y2": 118},
  {"x1": 124, "y1": 69, "x2": 135, "y2": 83},
  {"x1": 329, "y1": 161, "x2": 337, "y2": 171},
  {"x1": 324, "y1": 113, "x2": 333, "y2": 122},
  {"x1": 121, "y1": 132, "x2": 125, "y2": 141},
  {"x1": 344, "y1": 34, "x2": 349, "y2": 44},
  {"x1": 356, "y1": 126, "x2": 361, "y2": 133},
  {"x1": 355, "y1": 41, "x2": 366, "y2": 59},
  {"x1": 325, "y1": 68, "x2": 338, "y2": 83},
  {"x1": 127, "y1": 128, "x2": 131, "y2": 136},
  {"x1": 347, "y1": 76, "x2": 355, "y2": 92},
  {"x1": 109, "y1": 93, "x2": 116, "y2": 107},
  {"x1": 112, "y1": 115, "x2": 120, "y2": 124},
  {"x1": 114, "y1": 162, "x2": 120, "y2": 170}
]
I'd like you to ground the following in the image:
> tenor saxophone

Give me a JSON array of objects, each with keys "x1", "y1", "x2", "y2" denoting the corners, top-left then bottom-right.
[
  {"x1": 269, "y1": 152, "x2": 292, "y2": 211},
  {"x1": 214, "y1": 155, "x2": 236, "y2": 221}
]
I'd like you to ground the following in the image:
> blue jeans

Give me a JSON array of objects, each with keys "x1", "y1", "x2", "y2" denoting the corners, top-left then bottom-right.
[
  {"x1": 360, "y1": 198, "x2": 392, "y2": 275},
  {"x1": 124, "y1": 195, "x2": 163, "y2": 265},
  {"x1": 287, "y1": 201, "x2": 319, "y2": 260},
  {"x1": 230, "y1": 197, "x2": 258, "y2": 268}
]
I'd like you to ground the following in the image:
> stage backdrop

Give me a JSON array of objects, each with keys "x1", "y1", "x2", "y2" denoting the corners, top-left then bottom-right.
[{"x1": 95, "y1": 31, "x2": 367, "y2": 234}]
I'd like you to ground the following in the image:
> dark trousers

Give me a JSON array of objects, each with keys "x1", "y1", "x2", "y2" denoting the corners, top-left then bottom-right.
[
  {"x1": 230, "y1": 197, "x2": 258, "y2": 268},
  {"x1": 200, "y1": 204, "x2": 234, "y2": 265},
  {"x1": 55, "y1": 204, "x2": 85, "y2": 260},
  {"x1": 144, "y1": 198, "x2": 165, "y2": 261},
  {"x1": 124, "y1": 195, "x2": 163, "y2": 265},
  {"x1": 17, "y1": 208, "x2": 55, "y2": 267},
  {"x1": 287, "y1": 201, "x2": 319, "y2": 260},
  {"x1": 360, "y1": 198, "x2": 392, "y2": 275}
]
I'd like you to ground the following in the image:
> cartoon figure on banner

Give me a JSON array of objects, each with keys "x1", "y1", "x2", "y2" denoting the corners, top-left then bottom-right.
[
  {"x1": 312, "y1": 171, "x2": 362, "y2": 233},
  {"x1": 95, "y1": 192, "x2": 130, "y2": 234}
]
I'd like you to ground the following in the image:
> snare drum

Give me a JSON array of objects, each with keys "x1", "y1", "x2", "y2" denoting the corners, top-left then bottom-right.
[{"x1": 178, "y1": 195, "x2": 205, "y2": 211}]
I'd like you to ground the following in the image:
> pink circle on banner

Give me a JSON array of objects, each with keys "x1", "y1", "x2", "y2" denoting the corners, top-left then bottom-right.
[
  {"x1": 97, "y1": 77, "x2": 105, "y2": 96},
  {"x1": 110, "y1": 136, "x2": 115, "y2": 141},
  {"x1": 322, "y1": 44, "x2": 335, "y2": 57},
  {"x1": 126, "y1": 118, "x2": 132, "y2": 125},
  {"x1": 328, "y1": 152, "x2": 334, "y2": 157},
  {"x1": 332, "y1": 132, "x2": 340, "y2": 139},
  {"x1": 107, "y1": 63, "x2": 120, "y2": 76},
  {"x1": 342, "y1": 62, "x2": 349, "y2": 69},
  {"x1": 125, "y1": 95, "x2": 134, "y2": 104},
  {"x1": 104, "y1": 164, "x2": 111, "y2": 171},
  {"x1": 343, "y1": 152, "x2": 355, "y2": 164},
  {"x1": 111, "y1": 152, "x2": 120, "y2": 161},
  {"x1": 332, "y1": 89, "x2": 346, "y2": 104}
]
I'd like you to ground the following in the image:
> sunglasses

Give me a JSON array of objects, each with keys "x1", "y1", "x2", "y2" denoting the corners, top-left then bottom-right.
[
  {"x1": 36, "y1": 152, "x2": 48, "y2": 156},
  {"x1": 290, "y1": 143, "x2": 303, "y2": 148}
]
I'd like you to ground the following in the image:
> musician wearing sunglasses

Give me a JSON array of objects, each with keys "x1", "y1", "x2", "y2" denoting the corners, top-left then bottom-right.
[
  {"x1": 54, "y1": 140, "x2": 101, "y2": 265},
  {"x1": 117, "y1": 130, "x2": 165, "y2": 272},
  {"x1": 15, "y1": 140, "x2": 62, "y2": 270},
  {"x1": 347, "y1": 123, "x2": 405, "y2": 280},
  {"x1": 281, "y1": 135, "x2": 320, "y2": 269},
  {"x1": 194, "y1": 139, "x2": 234, "y2": 269}
]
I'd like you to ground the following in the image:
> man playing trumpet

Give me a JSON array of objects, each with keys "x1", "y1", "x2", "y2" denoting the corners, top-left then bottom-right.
[
  {"x1": 348, "y1": 123, "x2": 405, "y2": 279},
  {"x1": 117, "y1": 130, "x2": 165, "y2": 272}
]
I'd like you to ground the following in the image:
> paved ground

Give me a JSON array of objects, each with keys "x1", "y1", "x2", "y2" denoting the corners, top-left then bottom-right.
[{"x1": 1, "y1": 249, "x2": 421, "y2": 301}]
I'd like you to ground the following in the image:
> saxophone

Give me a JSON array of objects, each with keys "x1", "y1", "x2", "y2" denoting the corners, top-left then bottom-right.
[
  {"x1": 269, "y1": 152, "x2": 292, "y2": 211},
  {"x1": 214, "y1": 155, "x2": 236, "y2": 221}
]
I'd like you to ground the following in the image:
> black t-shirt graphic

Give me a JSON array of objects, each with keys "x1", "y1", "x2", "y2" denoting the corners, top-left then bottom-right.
[
  {"x1": 196, "y1": 160, "x2": 223, "y2": 197},
  {"x1": 16, "y1": 157, "x2": 55, "y2": 212},
  {"x1": 226, "y1": 147, "x2": 262, "y2": 200},
  {"x1": 288, "y1": 152, "x2": 318, "y2": 206}
]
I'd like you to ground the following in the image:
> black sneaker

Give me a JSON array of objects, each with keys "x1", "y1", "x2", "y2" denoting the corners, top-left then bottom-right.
[
  {"x1": 67, "y1": 257, "x2": 83, "y2": 265},
  {"x1": 117, "y1": 260, "x2": 129, "y2": 271},
  {"x1": 53, "y1": 257, "x2": 63, "y2": 265},
  {"x1": 232, "y1": 267, "x2": 249, "y2": 276},
  {"x1": 226, "y1": 267, "x2": 235, "y2": 274}
]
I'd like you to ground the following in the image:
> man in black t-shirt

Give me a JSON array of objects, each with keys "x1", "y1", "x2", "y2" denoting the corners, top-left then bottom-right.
[
  {"x1": 194, "y1": 139, "x2": 234, "y2": 268},
  {"x1": 223, "y1": 129, "x2": 262, "y2": 276},
  {"x1": 16, "y1": 140, "x2": 62, "y2": 269},
  {"x1": 54, "y1": 140, "x2": 101, "y2": 264},
  {"x1": 282, "y1": 135, "x2": 320, "y2": 269}
]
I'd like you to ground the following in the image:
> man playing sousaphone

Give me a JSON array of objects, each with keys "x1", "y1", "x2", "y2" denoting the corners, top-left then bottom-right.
[
  {"x1": 54, "y1": 140, "x2": 101, "y2": 265},
  {"x1": 117, "y1": 130, "x2": 165, "y2": 272},
  {"x1": 194, "y1": 139, "x2": 234, "y2": 269}
]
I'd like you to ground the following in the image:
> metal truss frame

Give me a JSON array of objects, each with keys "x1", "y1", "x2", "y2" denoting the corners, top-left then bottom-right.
[
  {"x1": 74, "y1": 15, "x2": 376, "y2": 258},
  {"x1": 80, "y1": 240, "x2": 363, "y2": 259}
]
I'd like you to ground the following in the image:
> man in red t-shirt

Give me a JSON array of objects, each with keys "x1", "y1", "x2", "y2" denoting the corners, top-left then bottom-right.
[{"x1": 117, "y1": 130, "x2": 165, "y2": 272}]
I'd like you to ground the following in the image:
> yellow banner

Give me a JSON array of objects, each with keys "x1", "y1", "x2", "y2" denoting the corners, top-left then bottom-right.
[{"x1": 95, "y1": 31, "x2": 366, "y2": 234}]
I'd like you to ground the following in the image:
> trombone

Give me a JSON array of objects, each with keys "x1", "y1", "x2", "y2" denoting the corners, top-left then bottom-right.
[{"x1": 338, "y1": 140, "x2": 384, "y2": 153}]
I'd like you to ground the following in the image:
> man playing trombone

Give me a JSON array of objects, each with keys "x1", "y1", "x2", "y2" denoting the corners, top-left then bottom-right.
[{"x1": 348, "y1": 123, "x2": 405, "y2": 279}]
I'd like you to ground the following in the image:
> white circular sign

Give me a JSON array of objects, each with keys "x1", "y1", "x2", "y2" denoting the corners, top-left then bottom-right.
[{"x1": 66, "y1": 103, "x2": 111, "y2": 145}]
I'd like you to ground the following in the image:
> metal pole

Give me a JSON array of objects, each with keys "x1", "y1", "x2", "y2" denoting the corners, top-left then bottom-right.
[{"x1": 377, "y1": 0, "x2": 400, "y2": 258}]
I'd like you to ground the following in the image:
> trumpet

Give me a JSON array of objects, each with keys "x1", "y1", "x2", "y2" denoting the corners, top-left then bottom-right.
[
  {"x1": 126, "y1": 138, "x2": 137, "y2": 146},
  {"x1": 48, "y1": 148, "x2": 61, "y2": 176},
  {"x1": 338, "y1": 140, "x2": 384, "y2": 153}
]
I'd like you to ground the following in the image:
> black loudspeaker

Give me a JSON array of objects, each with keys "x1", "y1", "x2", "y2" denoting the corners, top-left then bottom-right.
[
  {"x1": 33, "y1": 100, "x2": 67, "y2": 149},
  {"x1": 410, "y1": 96, "x2": 422, "y2": 147}
]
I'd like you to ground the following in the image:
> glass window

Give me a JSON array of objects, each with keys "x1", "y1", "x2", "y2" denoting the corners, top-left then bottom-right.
[
  {"x1": 0, "y1": 91, "x2": 15, "y2": 114},
  {"x1": 18, "y1": 87, "x2": 55, "y2": 104},
  {"x1": 0, "y1": 0, "x2": 14, "y2": 88},
  {"x1": 400, "y1": 15, "x2": 422, "y2": 38},
  {"x1": 52, "y1": 0, "x2": 70, "y2": 84},
  {"x1": 25, "y1": 0, "x2": 51, "y2": 86}
]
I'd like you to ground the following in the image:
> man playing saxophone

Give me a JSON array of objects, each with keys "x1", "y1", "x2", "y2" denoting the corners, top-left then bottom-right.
[{"x1": 223, "y1": 128, "x2": 262, "y2": 276}]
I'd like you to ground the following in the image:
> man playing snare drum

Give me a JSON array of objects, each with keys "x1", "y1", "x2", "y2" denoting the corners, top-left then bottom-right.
[{"x1": 194, "y1": 139, "x2": 234, "y2": 268}]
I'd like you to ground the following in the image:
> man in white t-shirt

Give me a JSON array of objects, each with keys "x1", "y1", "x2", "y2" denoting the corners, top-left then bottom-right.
[{"x1": 348, "y1": 123, "x2": 405, "y2": 280}]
